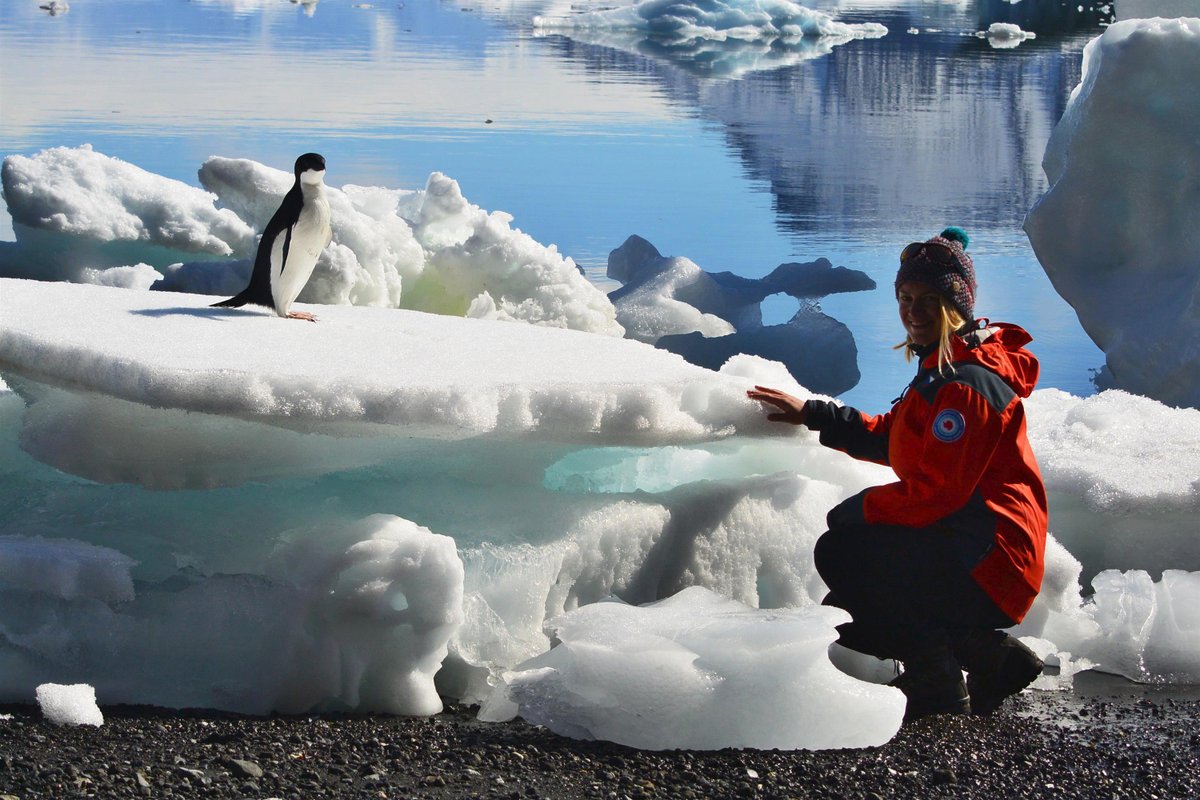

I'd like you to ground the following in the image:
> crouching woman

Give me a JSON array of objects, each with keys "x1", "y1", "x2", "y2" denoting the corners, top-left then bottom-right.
[{"x1": 748, "y1": 227, "x2": 1048, "y2": 723}]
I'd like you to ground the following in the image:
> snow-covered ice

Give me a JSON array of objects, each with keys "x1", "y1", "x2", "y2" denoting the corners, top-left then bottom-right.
[
  {"x1": 532, "y1": 0, "x2": 887, "y2": 78},
  {"x1": 1025, "y1": 16, "x2": 1200, "y2": 408},
  {"x1": 1, "y1": 146, "x2": 623, "y2": 337},
  {"x1": 1, "y1": 278, "x2": 1198, "y2": 746},
  {"x1": 36, "y1": 683, "x2": 103, "y2": 727}
]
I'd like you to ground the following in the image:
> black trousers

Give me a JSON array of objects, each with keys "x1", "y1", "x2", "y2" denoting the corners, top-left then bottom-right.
[{"x1": 814, "y1": 522, "x2": 1014, "y2": 663}]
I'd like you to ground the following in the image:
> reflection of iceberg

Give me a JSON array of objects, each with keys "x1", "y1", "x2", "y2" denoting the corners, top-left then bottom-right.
[
  {"x1": 607, "y1": 235, "x2": 875, "y2": 395},
  {"x1": 533, "y1": 0, "x2": 887, "y2": 77}
]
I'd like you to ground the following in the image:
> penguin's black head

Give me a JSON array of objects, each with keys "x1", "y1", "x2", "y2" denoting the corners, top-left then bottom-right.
[{"x1": 294, "y1": 152, "x2": 326, "y2": 177}]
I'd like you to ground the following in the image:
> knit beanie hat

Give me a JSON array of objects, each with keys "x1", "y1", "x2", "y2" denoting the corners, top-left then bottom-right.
[{"x1": 895, "y1": 227, "x2": 977, "y2": 321}]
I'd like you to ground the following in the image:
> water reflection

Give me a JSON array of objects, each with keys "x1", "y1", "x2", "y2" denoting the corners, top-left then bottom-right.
[{"x1": 541, "y1": 18, "x2": 1104, "y2": 234}]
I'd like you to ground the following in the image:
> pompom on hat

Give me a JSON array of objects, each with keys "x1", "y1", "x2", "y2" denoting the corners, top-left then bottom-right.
[{"x1": 895, "y1": 226, "x2": 977, "y2": 320}]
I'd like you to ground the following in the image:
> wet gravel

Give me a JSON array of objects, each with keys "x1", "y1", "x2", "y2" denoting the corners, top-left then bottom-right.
[{"x1": 2, "y1": 673, "x2": 1198, "y2": 799}]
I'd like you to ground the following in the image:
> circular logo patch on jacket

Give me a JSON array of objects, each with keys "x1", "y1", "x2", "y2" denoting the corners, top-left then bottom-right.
[{"x1": 933, "y1": 409, "x2": 966, "y2": 443}]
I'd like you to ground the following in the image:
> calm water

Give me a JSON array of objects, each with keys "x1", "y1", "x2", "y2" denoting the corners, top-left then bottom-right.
[{"x1": 0, "y1": 0, "x2": 1109, "y2": 408}]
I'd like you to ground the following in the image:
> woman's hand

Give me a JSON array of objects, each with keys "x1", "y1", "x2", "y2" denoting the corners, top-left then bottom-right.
[{"x1": 746, "y1": 385, "x2": 809, "y2": 426}]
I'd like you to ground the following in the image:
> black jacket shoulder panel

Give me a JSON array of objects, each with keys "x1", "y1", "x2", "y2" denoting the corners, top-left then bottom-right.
[{"x1": 912, "y1": 362, "x2": 1015, "y2": 412}]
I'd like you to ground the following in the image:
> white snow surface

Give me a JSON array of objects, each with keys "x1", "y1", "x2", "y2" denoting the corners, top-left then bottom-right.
[
  {"x1": 533, "y1": 0, "x2": 887, "y2": 78},
  {"x1": 0, "y1": 277, "x2": 756, "y2": 446},
  {"x1": 0, "y1": 146, "x2": 622, "y2": 337},
  {"x1": 36, "y1": 683, "x2": 103, "y2": 727},
  {"x1": 1025, "y1": 17, "x2": 1200, "y2": 408},
  {"x1": 0, "y1": 282, "x2": 1199, "y2": 743}
]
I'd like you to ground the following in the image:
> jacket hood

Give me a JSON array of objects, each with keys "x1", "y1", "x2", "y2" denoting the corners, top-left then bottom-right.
[
  {"x1": 964, "y1": 322, "x2": 1040, "y2": 397},
  {"x1": 927, "y1": 322, "x2": 1041, "y2": 398}
]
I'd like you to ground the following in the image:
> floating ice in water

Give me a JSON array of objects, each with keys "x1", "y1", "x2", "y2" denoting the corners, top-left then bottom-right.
[
  {"x1": 607, "y1": 235, "x2": 874, "y2": 395},
  {"x1": 0, "y1": 146, "x2": 622, "y2": 336},
  {"x1": 1025, "y1": 17, "x2": 1200, "y2": 408},
  {"x1": 36, "y1": 683, "x2": 103, "y2": 727},
  {"x1": 980, "y1": 22, "x2": 1036, "y2": 48},
  {"x1": 483, "y1": 587, "x2": 905, "y2": 750},
  {"x1": 533, "y1": 0, "x2": 887, "y2": 78}
]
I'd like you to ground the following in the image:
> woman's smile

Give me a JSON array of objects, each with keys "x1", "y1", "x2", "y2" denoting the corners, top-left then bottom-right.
[{"x1": 897, "y1": 280, "x2": 943, "y2": 347}]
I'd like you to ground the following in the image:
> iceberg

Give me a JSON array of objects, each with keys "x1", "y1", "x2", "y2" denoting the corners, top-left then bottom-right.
[{"x1": 1025, "y1": 17, "x2": 1200, "y2": 408}]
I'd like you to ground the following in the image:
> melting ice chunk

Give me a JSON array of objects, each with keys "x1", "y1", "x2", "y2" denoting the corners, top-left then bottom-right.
[
  {"x1": 36, "y1": 683, "x2": 104, "y2": 727},
  {"x1": 484, "y1": 587, "x2": 904, "y2": 750}
]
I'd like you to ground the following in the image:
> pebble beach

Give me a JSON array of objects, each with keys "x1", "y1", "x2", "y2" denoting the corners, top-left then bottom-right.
[{"x1": 2, "y1": 673, "x2": 1198, "y2": 799}]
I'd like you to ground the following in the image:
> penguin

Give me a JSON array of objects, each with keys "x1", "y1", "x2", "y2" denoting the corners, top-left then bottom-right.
[{"x1": 212, "y1": 152, "x2": 332, "y2": 322}]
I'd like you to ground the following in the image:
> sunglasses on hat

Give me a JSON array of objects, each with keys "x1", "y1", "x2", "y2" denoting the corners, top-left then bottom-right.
[{"x1": 900, "y1": 241, "x2": 958, "y2": 266}]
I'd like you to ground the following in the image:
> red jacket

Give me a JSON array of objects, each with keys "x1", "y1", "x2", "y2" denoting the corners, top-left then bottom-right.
[{"x1": 805, "y1": 323, "x2": 1048, "y2": 623}]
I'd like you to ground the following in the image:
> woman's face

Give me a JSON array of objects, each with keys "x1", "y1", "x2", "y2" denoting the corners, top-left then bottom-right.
[{"x1": 897, "y1": 280, "x2": 943, "y2": 347}]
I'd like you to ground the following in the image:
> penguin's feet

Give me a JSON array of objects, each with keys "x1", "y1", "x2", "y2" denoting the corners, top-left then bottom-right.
[{"x1": 287, "y1": 311, "x2": 318, "y2": 322}]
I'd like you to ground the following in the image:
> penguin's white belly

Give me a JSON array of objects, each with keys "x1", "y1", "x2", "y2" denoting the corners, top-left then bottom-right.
[{"x1": 270, "y1": 195, "x2": 331, "y2": 316}]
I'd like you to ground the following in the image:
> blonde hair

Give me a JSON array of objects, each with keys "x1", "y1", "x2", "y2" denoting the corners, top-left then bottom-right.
[{"x1": 895, "y1": 297, "x2": 968, "y2": 375}]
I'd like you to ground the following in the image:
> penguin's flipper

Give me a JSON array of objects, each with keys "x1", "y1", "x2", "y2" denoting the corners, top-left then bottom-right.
[{"x1": 277, "y1": 224, "x2": 295, "y2": 275}]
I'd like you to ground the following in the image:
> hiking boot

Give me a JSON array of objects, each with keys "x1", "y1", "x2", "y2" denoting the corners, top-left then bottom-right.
[
  {"x1": 892, "y1": 648, "x2": 971, "y2": 723},
  {"x1": 954, "y1": 629, "x2": 1043, "y2": 716}
]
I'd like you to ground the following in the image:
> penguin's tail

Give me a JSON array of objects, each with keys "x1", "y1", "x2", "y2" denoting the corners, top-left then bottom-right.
[{"x1": 211, "y1": 291, "x2": 249, "y2": 308}]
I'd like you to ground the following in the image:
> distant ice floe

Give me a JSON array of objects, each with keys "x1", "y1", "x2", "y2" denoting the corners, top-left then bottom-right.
[
  {"x1": 1026, "y1": 16, "x2": 1200, "y2": 408},
  {"x1": 0, "y1": 145, "x2": 623, "y2": 337},
  {"x1": 532, "y1": 0, "x2": 887, "y2": 78},
  {"x1": 607, "y1": 234, "x2": 875, "y2": 396},
  {"x1": 979, "y1": 22, "x2": 1036, "y2": 48}
]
